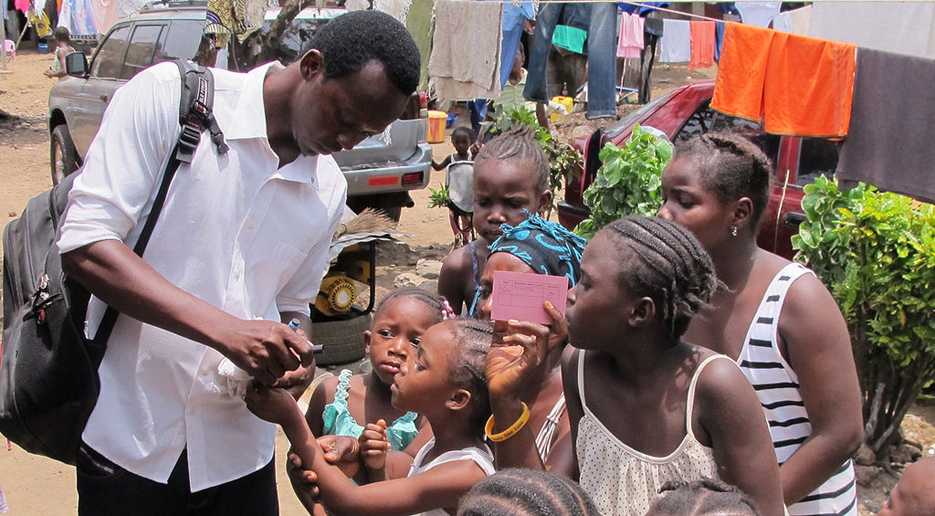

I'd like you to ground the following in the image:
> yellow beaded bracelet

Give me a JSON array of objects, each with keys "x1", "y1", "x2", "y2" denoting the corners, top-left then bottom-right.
[{"x1": 484, "y1": 402, "x2": 530, "y2": 442}]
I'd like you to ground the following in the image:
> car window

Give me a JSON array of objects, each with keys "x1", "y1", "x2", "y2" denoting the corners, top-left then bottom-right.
[
  {"x1": 90, "y1": 24, "x2": 132, "y2": 79},
  {"x1": 123, "y1": 24, "x2": 164, "y2": 80},
  {"x1": 797, "y1": 138, "x2": 839, "y2": 186},
  {"x1": 675, "y1": 102, "x2": 780, "y2": 165},
  {"x1": 158, "y1": 20, "x2": 205, "y2": 62}
]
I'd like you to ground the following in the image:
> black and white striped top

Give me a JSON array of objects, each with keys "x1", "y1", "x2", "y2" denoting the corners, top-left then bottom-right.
[{"x1": 738, "y1": 263, "x2": 857, "y2": 516}]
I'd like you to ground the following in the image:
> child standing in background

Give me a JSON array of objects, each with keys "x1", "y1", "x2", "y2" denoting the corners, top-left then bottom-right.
[{"x1": 432, "y1": 127, "x2": 477, "y2": 247}]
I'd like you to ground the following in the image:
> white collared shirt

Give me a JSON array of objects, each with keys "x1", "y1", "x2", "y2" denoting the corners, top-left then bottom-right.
[{"x1": 56, "y1": 62, "x2": 347, "y2": 491}]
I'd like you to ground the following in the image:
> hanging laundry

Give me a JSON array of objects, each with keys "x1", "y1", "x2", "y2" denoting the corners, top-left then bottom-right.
[
  {"x1": 689, "y1": 20, "x2": 715, "y2": 68},
  {"x1": 90, "y1": 0, "x2": 118, "y2": 34},
  {"x1": 553, "y1": 24, "x2": 587, "y2": 55},
  {"x1": 736, "y1": 0, "x2": 780, "y2": 28},
  {"x1": 788, "y1": 5, "x2": 811, "y2": 34},
  {"x1": 809, "y1": 1, "x2": 934, "y2": 60},
  {"x1": 14, "y1": 0, "x2": 30, "y2": 13},
  {"x1": 712, "y1": 23, "x2": 857, "y2": 138},
  {"x1": 710, "y1": 23, "x2": 774, "y2": 122},
  {"x1": 617, "y1": 12, "x2": 644, "y2": 59},
  {"x1": 762, "y1": 32, "x2": 855, "y2": 137},
  {"x1": 428, "y1": 0, "x2": 503, "y2": 104},
  {"x1": 659, "y1": 19, "x2": 690, "y2": 63},
  {"x1": 57, "y1": 0, "x2": 96, "y2": 36},
  {"x1": 28, "y1": 7, "x2": 52, "y2": 37},
  {"x1": 836, "y1": 48, "x2": 935, "y2": 203},
  {"x1": 714, "y1": 21, "x2": 725, "y2": 61}
]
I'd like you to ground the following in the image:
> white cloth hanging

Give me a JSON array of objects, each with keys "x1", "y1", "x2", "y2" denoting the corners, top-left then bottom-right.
[
  {"x1": 736, "y1": 1, "x2": 781, "y2": 28},
  {"x1": 659, "y1": 19, "x2": 691, "y2": 63}
]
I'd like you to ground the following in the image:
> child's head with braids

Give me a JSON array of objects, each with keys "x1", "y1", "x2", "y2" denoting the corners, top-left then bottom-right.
[
  {"x1": 659, "y1": 131, "x2": 773, "y2": 253},
  {"x1": 391, "y1": 319, "x2": 494, "y2": 434},
  {"x1": 567, "y1": 216, "x2": 718, "y2": 347},
  {"x1": 366, "y1": 288, "x2": 453, "y2": 387},
  {"x1": 472, "y1": 126, "x2": 552, "y2": 243},
  {"x1": 646, "y1": 478, "x2": 761, "y2": 515},
  {"x1": 457, "y1": 469, "x2": 600, "y2": 516}
]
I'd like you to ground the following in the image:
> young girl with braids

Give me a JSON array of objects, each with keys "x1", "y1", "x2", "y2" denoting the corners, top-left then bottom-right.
[
  {"x1": 646, "y1": 479, "x2": 762, "y2": 515},
  {"x1": 438, "y1": 127, "x2": 553, "y2": 315},
  {"x1": 659, "y1": 133, "x2": 862, "y2": 515},
  {"x1": 247, "y1": 319, "x2": 497, "y2": 516},
  {"x1": 485, "y1": 216, "x2": 785, "y2": 516},
  {"x1": 473, "y1": 213, "x2": 586, "y2": 474},
  {"x1": 457, "y1": 468, "x2": 600, "y2": 516}
]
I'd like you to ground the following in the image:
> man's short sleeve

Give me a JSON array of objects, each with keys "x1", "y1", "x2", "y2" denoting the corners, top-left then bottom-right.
[
  {"x1": 57, "y1": 63, "x2": 181, "y2": 254},
  {"x1": 276, "y1": 166, "x2": 348, "y2": 316}
]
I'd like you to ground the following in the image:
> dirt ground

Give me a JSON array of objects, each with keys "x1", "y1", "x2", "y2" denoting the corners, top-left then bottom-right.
[{"x1": 0, "y1": 50, "x2": 930, "y2": 515}]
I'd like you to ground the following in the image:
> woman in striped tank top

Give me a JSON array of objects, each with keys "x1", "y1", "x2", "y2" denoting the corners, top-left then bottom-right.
[{"x1": 659, "y1": 132, "x2": 863, "y2": 516}]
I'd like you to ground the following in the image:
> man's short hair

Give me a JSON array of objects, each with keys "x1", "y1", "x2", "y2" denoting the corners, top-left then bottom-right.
[{"x1": 307, "y1": 10, "x2": 420, "y2": 96}]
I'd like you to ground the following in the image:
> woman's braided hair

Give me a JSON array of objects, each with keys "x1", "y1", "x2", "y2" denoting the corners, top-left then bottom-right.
[
  {"x1": 647, "y1": 478, "x2": 761, "y2": 515},
  {"x1": 475, "y1": 126, "x2": 550, "y2": 193},
  {"x1": 676, "y1": 132, "x2": 773, "y2": 224},
  {"x1": 601, "y1": 216, "x2": 719, "y2": 338},
  {"x1": 375, "y1": 288, "x2": 448, "y2": 325},
  {"x1": 457, "y1": 468, "x2": 601, "y2": 516}
]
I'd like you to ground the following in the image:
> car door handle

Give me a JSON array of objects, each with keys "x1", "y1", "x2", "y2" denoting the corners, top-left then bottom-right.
[
  {"x1": 99, "y1": 95, "x2": 108, "y2": 102},
  {"x1": 784, "y1": 212, "x2": 806, "y2": 226}
]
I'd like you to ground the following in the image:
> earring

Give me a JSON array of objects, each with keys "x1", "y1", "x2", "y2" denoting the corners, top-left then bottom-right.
[{"x1": 730, "y1": 225, "x2": 738, "y2": 237}]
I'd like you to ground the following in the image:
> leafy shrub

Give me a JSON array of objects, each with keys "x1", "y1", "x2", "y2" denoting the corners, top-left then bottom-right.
[
  {"x1": 575, "y1": 125, "x2": 673, "y2": 238},
  {"x1": 793, "y1": 176, "x2": 935, "y2": 460},
  {"x1": 427, "y1": 184, "x2": 450, "y2": 209}
]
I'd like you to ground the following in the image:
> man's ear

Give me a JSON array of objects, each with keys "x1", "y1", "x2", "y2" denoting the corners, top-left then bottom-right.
[
  {"x1": 299, "y1": 49, "x2": 325, "y2": 81},
  {"x1": 628, "y1": 297, "x2": 657, "y2": 329},
  {"x1": 363, "y1": 330, "x2": 372, "y2": 355},
  {"x1": 445, "y1": 388, "x2": 472, "y2": 412}
]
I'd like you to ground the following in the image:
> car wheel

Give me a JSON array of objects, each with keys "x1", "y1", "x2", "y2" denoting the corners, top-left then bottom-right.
[
  {"x1": 313, "y1": 313, "x2": 371, "y2": 367},
  {"x1": 51, "y1": 125, "x2": 79, "y2": 186}
]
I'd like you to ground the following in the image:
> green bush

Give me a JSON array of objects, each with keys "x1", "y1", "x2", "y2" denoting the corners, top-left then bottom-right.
[
  {"x1": 427, "y1": 184, "x2": 450, "y2": 209},
  {"x1": 793, "y1": 176, "x2": 935, "y2": 460},
  {"x1": 575, "y1": 125, "x2": 673, "y2": 238}
]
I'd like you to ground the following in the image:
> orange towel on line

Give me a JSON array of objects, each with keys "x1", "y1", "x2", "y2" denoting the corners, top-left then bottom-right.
[
  {"x1": 762, "y1": 31, "x2": 856, "y2": 137},
  {"x1": 711, "y1": 22, "x2": 857, "y2": 138},
  {"x1": 711, "y1": 23, "x2": 774, "y2": 122},
  {"x1": 689, "y1": 20, "x2": 716, "y2": 69}
]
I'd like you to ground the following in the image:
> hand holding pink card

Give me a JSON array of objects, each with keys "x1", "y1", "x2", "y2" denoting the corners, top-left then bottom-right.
[{"x1": 490, "y1": 271, "x2": 569, "y2": 325}]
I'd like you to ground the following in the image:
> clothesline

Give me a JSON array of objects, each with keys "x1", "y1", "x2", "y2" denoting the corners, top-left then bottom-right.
[{"x1": 445, "y1": 0, "x2": 727, "y2": 24}]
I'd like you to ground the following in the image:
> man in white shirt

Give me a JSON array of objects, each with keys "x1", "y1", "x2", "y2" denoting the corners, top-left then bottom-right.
[{"x1": 56, "y1": 11, "x2": 420, "y2": 516}]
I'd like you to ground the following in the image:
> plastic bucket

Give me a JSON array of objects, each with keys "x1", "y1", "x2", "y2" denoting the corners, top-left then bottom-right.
[
  {"x1": 427, "y1": 110, "x2": 447, "y2": 144},
  {"x1": 37, "y1": 42, "x2": 50, "y2": 54}
]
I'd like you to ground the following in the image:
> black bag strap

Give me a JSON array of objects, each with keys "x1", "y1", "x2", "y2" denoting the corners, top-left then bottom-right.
[{"x1": 92, "y1": 60, "x2": 227, "y2": 345}]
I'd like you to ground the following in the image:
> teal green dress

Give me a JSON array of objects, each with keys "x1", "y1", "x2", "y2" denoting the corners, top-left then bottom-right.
[{"x1": 322, "y1": 369, "x2": 420, "y2": 451}]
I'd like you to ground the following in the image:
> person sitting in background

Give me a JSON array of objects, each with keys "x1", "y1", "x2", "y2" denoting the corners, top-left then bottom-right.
[
  {"x1": 494, "y1": 43, "x2": 536, "y2": 117},
  {"x1": 438, "y1": 127, "x2": 552, "y2": 316},
  {"x1": 646, "y1": 478, "x2": 762, "y2": 515},
  {"x1": 457, "y1": 468, "x2": 600, "y2": 516},
  {"x1": 879, "y1": 457, "x2": 935, "y2": 516},
  {"x1": 44, "y1": 27, "x2": 75, "y2": 79}
]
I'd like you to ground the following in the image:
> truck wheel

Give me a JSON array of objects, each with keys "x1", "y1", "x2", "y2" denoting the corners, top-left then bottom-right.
[
  {"x1": 314, "y1": 313, "x2": 371, "y2": 367},
  {"x1": 51, "y1": 125, "x2": 79, "y2": 186}
]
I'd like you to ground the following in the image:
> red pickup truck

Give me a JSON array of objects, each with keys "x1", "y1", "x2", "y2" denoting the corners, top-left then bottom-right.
[{"x1": 558, "y1": 81, "x2": 840, "y2": 259}]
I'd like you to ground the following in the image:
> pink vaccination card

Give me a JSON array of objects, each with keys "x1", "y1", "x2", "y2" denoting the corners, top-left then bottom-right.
[{"x1": 490, "y1": 271, "x2": 569, "y2": 325}]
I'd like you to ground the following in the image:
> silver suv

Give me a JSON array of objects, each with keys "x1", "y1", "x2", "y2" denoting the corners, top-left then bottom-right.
[{"x1": 49, "y1": 3, "x2": 431, "y2": 219}]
